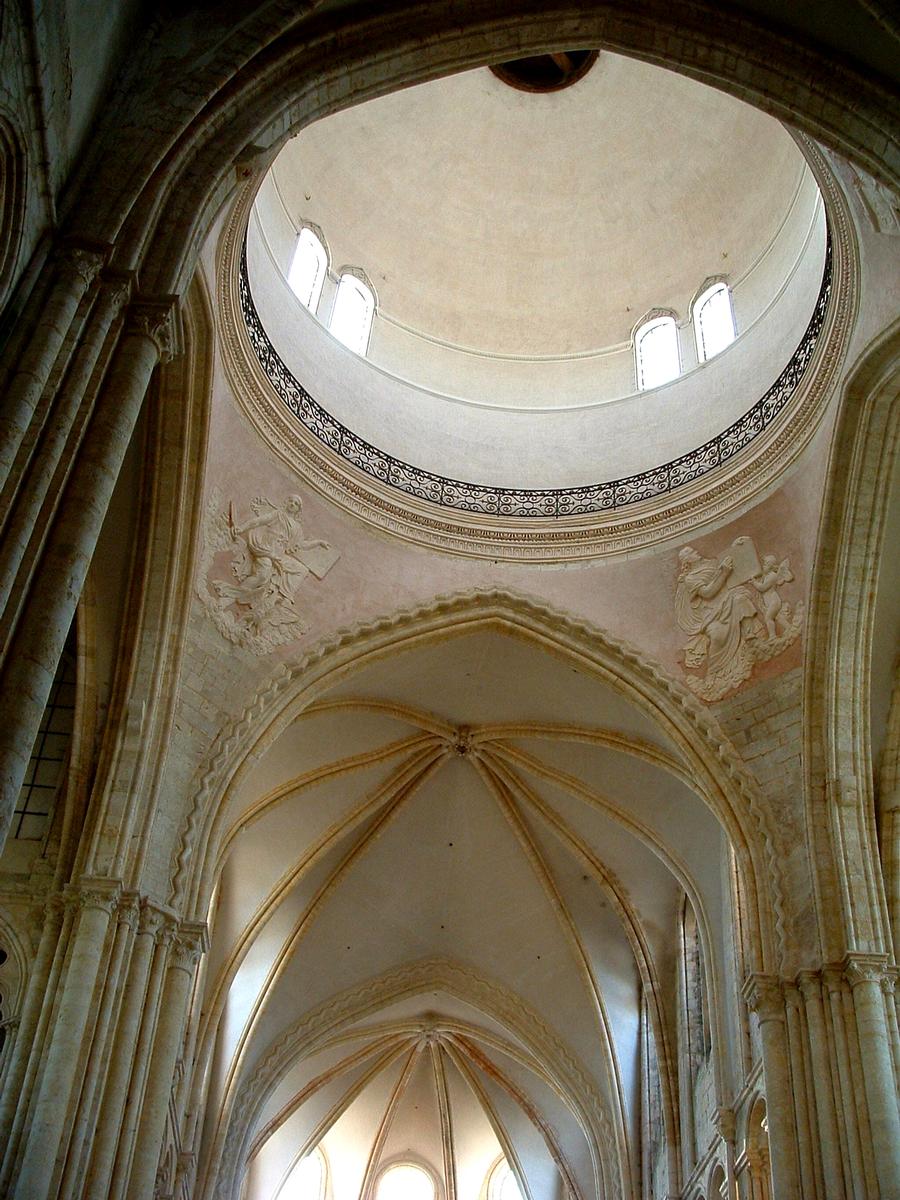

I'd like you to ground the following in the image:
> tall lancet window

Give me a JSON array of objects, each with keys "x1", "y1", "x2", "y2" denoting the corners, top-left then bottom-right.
[
  {"x1": 330, "y1": 272, "x2": 375, "y2": 355},
  {"x1": 693, "y1": 281, "x2": 735, "y2": 362},
  {"x1": 288, "y1": 226, "x2": 328, "y2": 311},
  {"x1": 635, "y1": 314, "x2": 680, "y2": 390}
]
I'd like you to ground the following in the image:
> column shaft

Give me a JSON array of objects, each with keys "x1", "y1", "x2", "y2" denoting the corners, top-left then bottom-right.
[
  {"x1": 84, "y1": 910, "x2": 160, "y2": 1200},
  {"x1": 798, "y1": 973, "x2": 846, "y2": 1198},
  {"x1": 0, "y1": 249, "x2": 103, "y2": 490},
  {"x1": 125, "y1": 931, "x2": 202, "y2": 1200},
  {"x1": 12, "y1": 890, "x2": 116, "y2": 1199},
  {"x1": 0, "y1": 276, "x2": 130, "y2": 619},
  {"x1": 846, "y1": 961, "x2": 900, "y2": 1198},
  {"x1": 743, "y1": 977, "x2": 801, "y2": 1200},
  {"x1": 0, "y1": 307, "x2": 173, "y2": 849}
]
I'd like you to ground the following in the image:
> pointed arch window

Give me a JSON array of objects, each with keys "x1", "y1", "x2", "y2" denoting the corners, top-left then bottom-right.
[
  {"x1": 329, "y1": 272, "x2": 375, "y2": 355},
  {"x1": 635, "y1": 314, "x2": 680, "y2": 390},
  {"x1": 693, "y1": 281, "x2": 735, "y2": 362},
  {"x1": 288, "y1": 227, "x2": 328, "y2": 312}
]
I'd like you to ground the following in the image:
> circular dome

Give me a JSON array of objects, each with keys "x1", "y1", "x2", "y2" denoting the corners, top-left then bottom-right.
[
  {"x1": 225, "y1": 54, "x2": 851, "y2": 560},
  {"x1": 263, "y1": 54, "x2": 812, "y2": 364}
]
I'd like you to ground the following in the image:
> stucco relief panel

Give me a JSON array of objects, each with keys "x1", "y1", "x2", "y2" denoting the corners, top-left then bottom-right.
[
  {"x1": 675, "y1": 535, "x2": 804, "y2": 702},
  {"x1": 199, "y1": 489, "x2": 340, "y2": 654}
]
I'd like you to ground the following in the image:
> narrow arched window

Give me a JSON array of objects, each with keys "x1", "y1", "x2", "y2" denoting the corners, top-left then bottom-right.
[
  {"x1": 288, "y1": 227, "x2": 328, "y2": 312},
  {"x1": 487, "y1": 1159, "x2": 524, "y2": 1200},
  {"x1": 329, "y1": 272, "x2": 374, "y2": 355},
  {"x1": 635, "y1": 315, "x2": 680, "y2": 390},
  {"x1": 693, "y1": 282, "x2": 735, "y2": 362},
  {"x1": 280, "y1": 1147, "x2": 326, "y2": 1200},
  {"x1": 376, "y1": 1163, "x2": 434, "y2": 1200}
]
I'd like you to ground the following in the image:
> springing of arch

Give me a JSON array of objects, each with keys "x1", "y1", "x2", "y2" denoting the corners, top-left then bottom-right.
[
  {"x1": 634, "y1": 312, "x2": 680, "y2": 390},
  {"x1": 329, "y1": 271, "x2": 375, "y2": 355},
  {"x1": 288, "y1": 226, "x2": 328, "y2": 312},
  {"x1": 693, "y1": 281, "x2": 736, "y2": 363}
]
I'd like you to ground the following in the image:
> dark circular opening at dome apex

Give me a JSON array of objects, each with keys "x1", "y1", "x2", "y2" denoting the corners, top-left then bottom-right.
[{"x1": 490, "y1": 50, "x2": 599, "y2": 93}]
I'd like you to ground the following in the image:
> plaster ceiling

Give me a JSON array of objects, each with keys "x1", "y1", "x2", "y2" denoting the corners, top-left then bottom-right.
[
  {"x1": 206, "y1": 631, "x2": 729, "y2": 1200},
  {"x1": 271, "y1": 52, "x2": 806, "y2": 355}
]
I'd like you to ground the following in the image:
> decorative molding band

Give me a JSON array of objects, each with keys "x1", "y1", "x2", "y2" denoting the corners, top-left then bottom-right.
[{"x1": 239, "y1": 235, "x2": 830, "y2": 517}]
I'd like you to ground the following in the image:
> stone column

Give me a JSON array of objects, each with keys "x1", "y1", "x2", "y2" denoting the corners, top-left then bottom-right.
[
  {"x1": 742, "y1": 975, "x2": 801, "y2": 1200},
  {"x1": 844, "y1": 955, "x2": 900, "y2": 1198},
  {"x1": 108, "y1": 910, "x2": 174, "y2": 1200},
  {"x1": 0, "y1": 245, "x2": 106, "y2": 490},
  {"x1": 0, "y1": 297, "x2": 180, "y2": 851},
  {"x1": 822, "y1": 965, "x2": 869, "y2": 1199},
  {"x1": 84, "y1": 902, "x2": 167, "y2": 1200},
  {"x1": 11, "y1": 880, "x2": 119, "y2": 1199},
  {"x1": 125, "y1": 922, "x2": 207, "y2": 1200},
  {"x1": 783, "y1": 983, "x2": 817, "y2": 1199},
  {"x1": 60, "y1": 892, "x2": 140, "y2": 1200},
  {"x1": 0, "y1": 273, "x2": 133, "y2": 618},
  {"x1": 715, "y1": 1107, "x2": 738, "y2": 1200},
  {"x1": 797, "y1": 970, "x2": 846, "y2": 1198}
]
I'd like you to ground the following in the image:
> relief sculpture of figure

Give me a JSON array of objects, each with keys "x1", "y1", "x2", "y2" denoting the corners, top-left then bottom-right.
[
  {"x1": 675, "y1": 536, "x2": 804, "y2": 702},
  {"x1": 200, "y1": 491, "x2": 340, "y2": 654}
]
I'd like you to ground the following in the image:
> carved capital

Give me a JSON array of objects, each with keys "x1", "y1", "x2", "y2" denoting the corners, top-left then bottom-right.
[
  {"x1": 742, "y1": 973, "x2": 784, "y2": 1019},
  {"x1": 99, "y1": 271, "x2": 134, "y2": 316},
  {"x1": 169, "y1": 921, "x2": 208, "y2": 973},
  {"x1": 57, "y1": 244, "x2": 107, "y2": 288},
  {"x1": 843, "y1": 953, "x2": 890, "y2": 990},
  {"x1": 116, "y1": 891, "x2": 142, "y2": 932},
  {"x1": 715, "y1": 1106, "x2": 736, "y2": 1142},
  {"x1": 126, "y1": 297, "x2": 182, "y2": 362},
  {"x1": 69, "y1": 877, "x2": 122, "y2": 916}
]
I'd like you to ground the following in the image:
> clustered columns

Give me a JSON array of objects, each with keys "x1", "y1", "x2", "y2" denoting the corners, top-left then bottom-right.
[
  {"x1": 741, "y1": 962, "x2": 900, "y2": 1200},
  {"x1": 0, "y1": 232, "x2": 182, "y2": 849},
  {"x1": 0, "y1": 880, "x2": 207, "y2": 1200}
]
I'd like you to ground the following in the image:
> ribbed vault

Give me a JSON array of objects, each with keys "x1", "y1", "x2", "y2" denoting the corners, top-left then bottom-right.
[{"x1": 195, "y1": 629, "x2": 741, "y2": 1200}]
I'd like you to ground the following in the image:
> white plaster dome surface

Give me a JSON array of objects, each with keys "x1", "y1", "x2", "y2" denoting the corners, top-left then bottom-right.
[
  {"x1": 267, "y1": 55, "x2": 806, "y2": 357},
  {"x1": 240, "y1": 54, "x2": 831, "y2": 506}
]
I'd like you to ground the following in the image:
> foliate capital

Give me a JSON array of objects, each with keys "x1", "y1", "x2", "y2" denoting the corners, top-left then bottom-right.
[
  {"x1": 742, "y1": 973, "x2": 784, "y2": 1018},
  {"x1": 57, "y1": 244, "x2": 107, "y2": 288},
  {"x1": 126, "y1": 296, "x2": 182, "y2": 362},
  {"x1": 69, "y1": 877, "x2": 122, "y2": 916},
  {"x1": 843, "y1": 953, "x2": 890, "y2": 990},
  {"x1": 169, "y1": 921, "x2": 208, "y2": 973}
]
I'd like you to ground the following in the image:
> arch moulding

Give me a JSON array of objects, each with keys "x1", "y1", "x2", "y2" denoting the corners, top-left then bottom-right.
[{"x1": 170, "y1": 589, "x2": 783, "y2": 970}]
